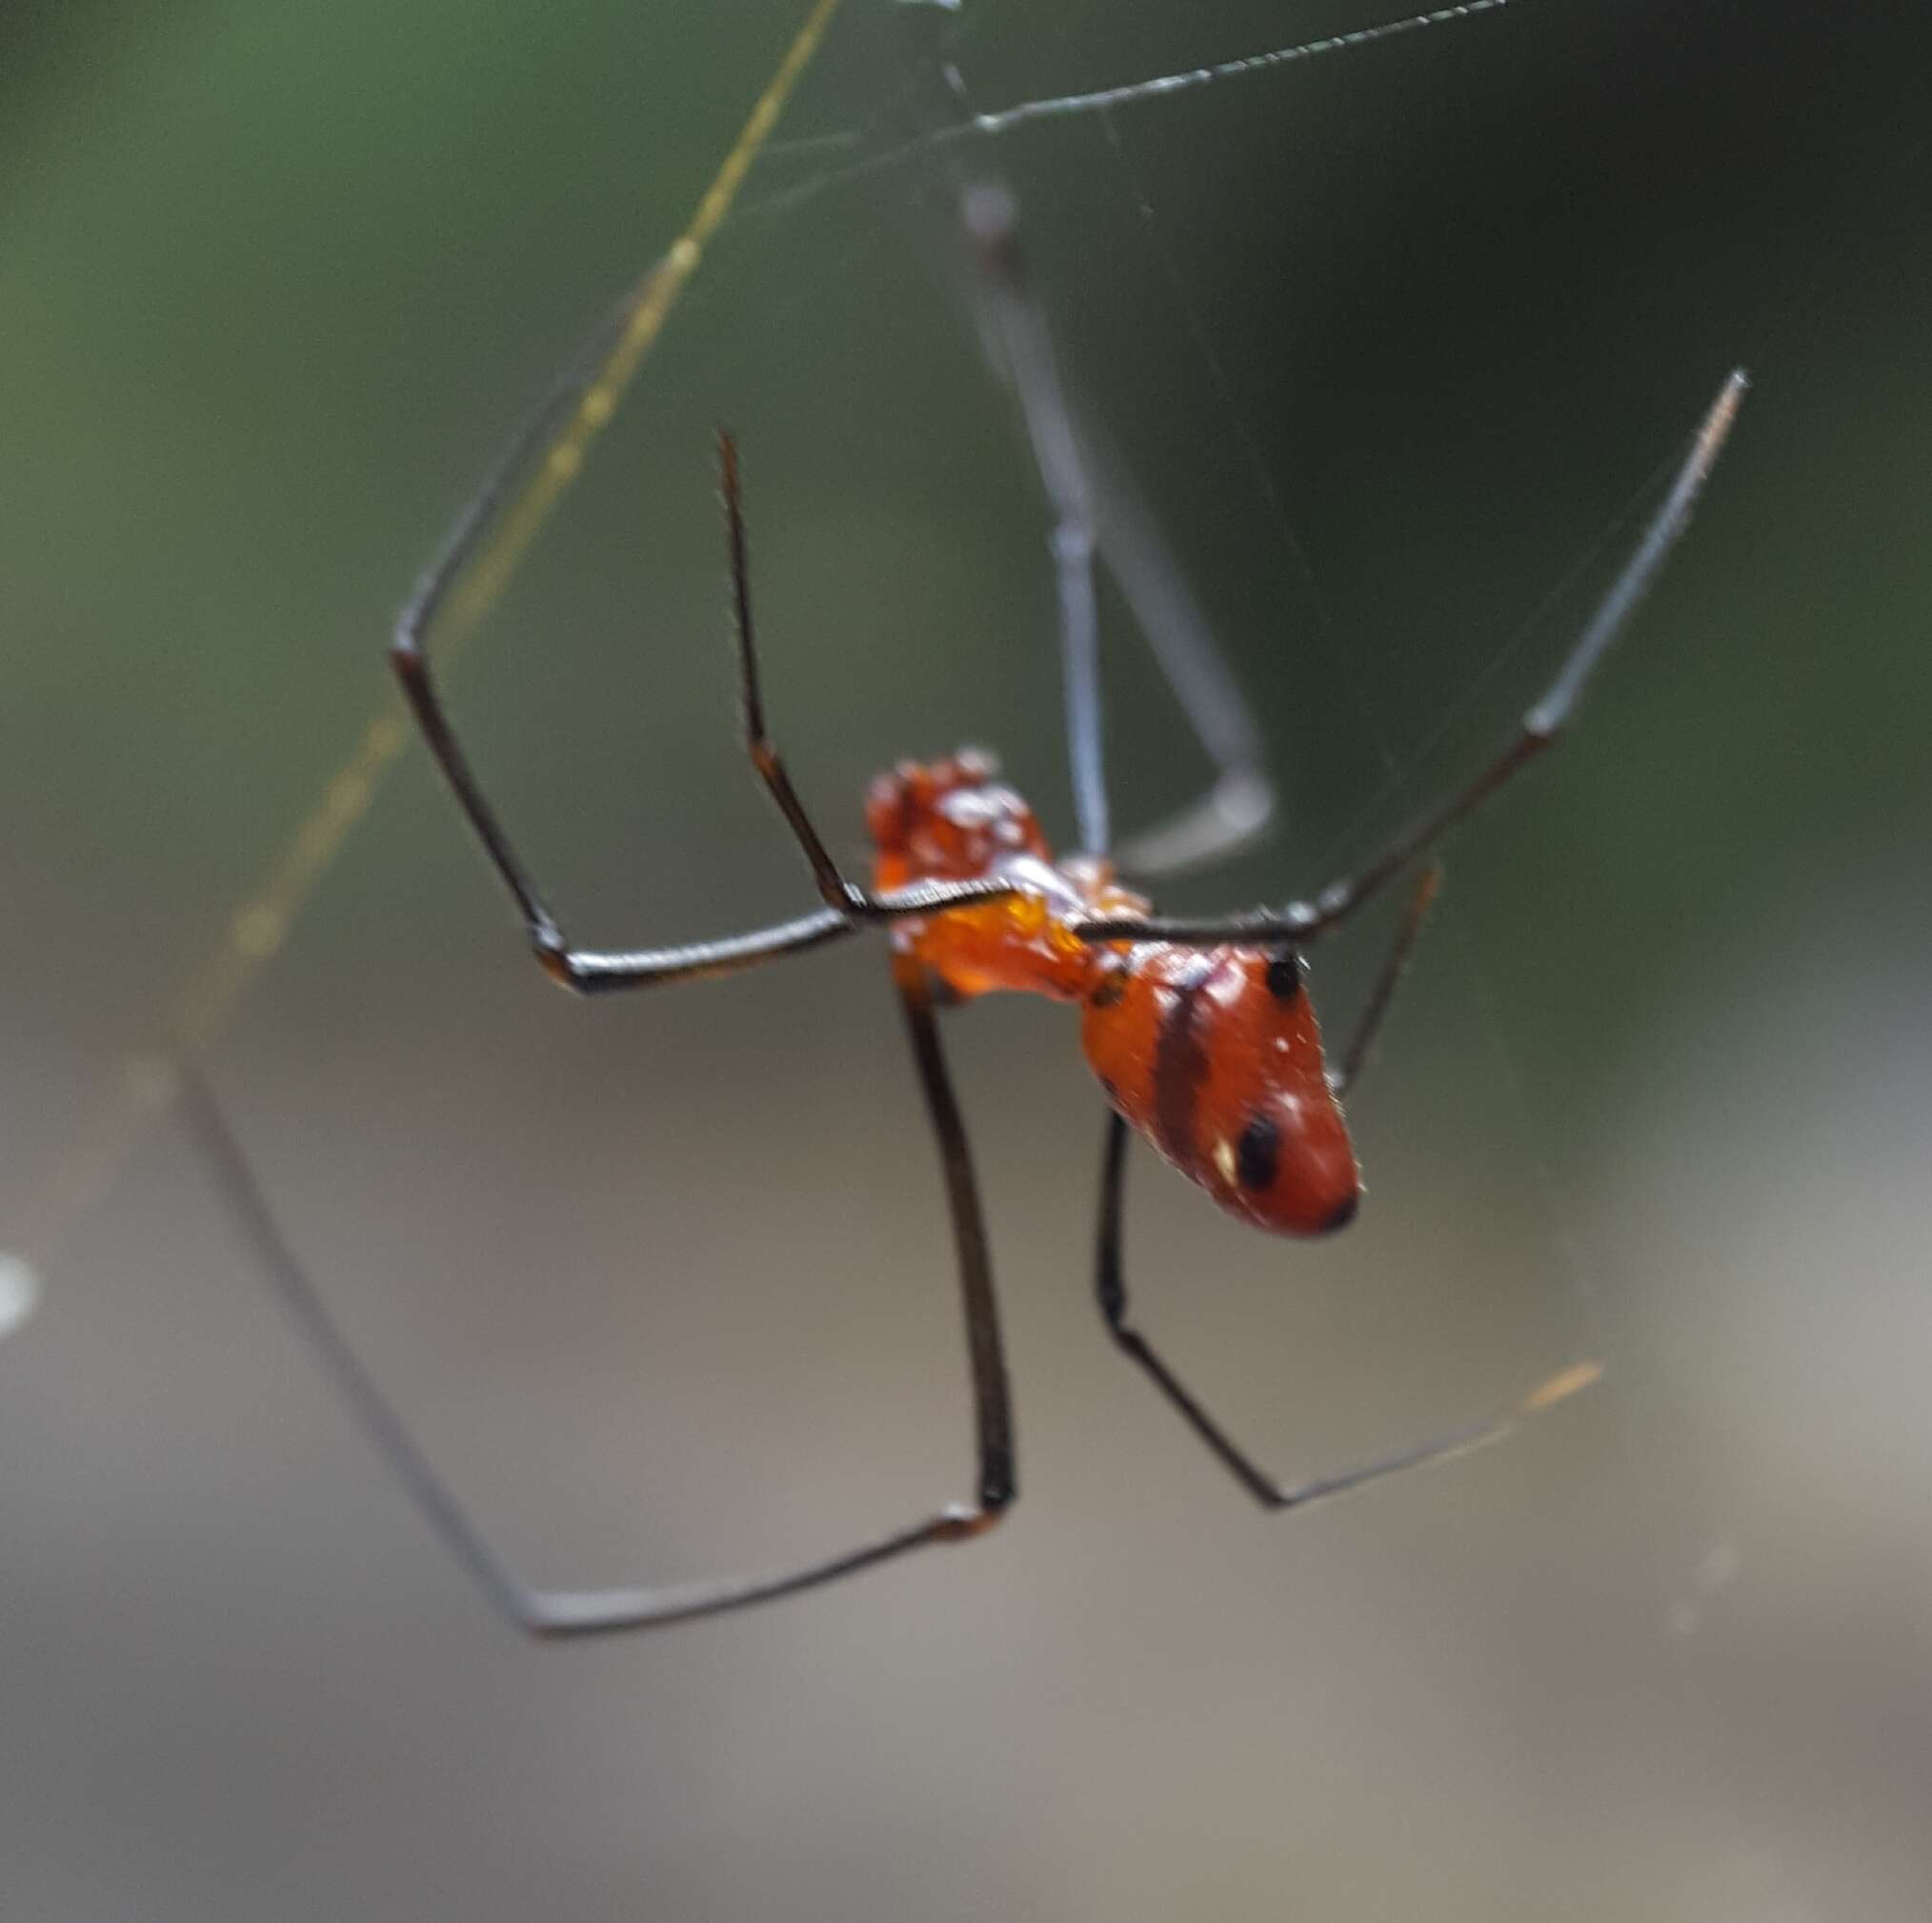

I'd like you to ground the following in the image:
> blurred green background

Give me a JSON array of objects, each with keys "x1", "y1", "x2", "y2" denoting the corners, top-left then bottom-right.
[{"x1": 2, "y1": 2, "x2": 1929, "y2": 1917}]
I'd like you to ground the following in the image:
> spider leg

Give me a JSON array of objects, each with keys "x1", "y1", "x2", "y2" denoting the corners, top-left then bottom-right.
[
  {"x1": 392, "y1": 426, "x2": 1015, "y2": 995},
  {"x1": 1070, "y1": 370, "x2": 1748, "y2": 950},
  {"x1": 1327, "y1": 860, "x2": 1442, "y2": 1098},
  {"x1": 713, "y1": 436, "x2": 1018, "y2": 926},
  {"x1": 177, "y1": 978, "x2": 1014, "y2": 1637},
  {"x1": 963, "y1": 185, "x2": 1274, "y2": 877},
  {"x1": 1092, "y1": 1112, "x2": 1599, "y2": 1512},
  {"x1": 963, "y1": 185, "x2": 1108, "y2": 860}
]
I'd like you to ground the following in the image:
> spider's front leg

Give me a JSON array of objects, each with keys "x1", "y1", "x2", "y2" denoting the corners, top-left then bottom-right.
[
  {"x1": 1070, "y1": 371, "x2": 1748, "y2": 955},
  {"x1": 392, "y1": 431, "x2": 1016, "y2": 996}
]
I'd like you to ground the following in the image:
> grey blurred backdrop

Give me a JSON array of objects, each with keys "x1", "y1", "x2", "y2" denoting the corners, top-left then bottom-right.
[{"x1": 2, "y1": 3, "x2": 1929, "y2": 1918}]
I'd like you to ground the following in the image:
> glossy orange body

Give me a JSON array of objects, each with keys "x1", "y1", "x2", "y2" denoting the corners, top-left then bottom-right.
[{"x1": 869, "y1": 751, "x2": 1360, "y2": 1236}]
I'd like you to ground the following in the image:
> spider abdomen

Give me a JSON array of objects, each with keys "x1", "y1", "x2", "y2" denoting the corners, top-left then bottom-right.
[{"x1": 1081, "y1": 945, "x2": 1359, "y2": 1236}]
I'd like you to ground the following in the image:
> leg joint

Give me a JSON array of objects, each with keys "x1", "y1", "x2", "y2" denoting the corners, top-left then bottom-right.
[
  {"x1": 532, "y1": 929, "x2": 586, "y2": 996},
  {"x1": 936, "y1": 1495, "x2": 1013, "y2": 1542}
]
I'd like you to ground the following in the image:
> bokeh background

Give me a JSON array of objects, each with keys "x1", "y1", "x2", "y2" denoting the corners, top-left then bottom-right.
[{"x1": 2, "y1": 2, "x2": 1928, "y2": 1917}]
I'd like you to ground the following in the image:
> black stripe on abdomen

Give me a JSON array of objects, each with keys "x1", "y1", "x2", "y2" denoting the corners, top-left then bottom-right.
[{"x1": 1151, "y1": 954, "x2": 1218, "y2": 1171}]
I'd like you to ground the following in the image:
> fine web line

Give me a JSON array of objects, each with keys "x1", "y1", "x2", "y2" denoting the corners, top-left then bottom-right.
[
  {"x1": 1, "y1": 0, "x2": 847, "y2": 1289},
  {"x1": 745, "y1": 0, "x2": 1521, "y2": 224}
]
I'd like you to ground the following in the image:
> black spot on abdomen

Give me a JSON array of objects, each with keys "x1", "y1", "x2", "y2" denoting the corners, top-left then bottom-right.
[{"x1": 1236, "y1": 1112, "x2": 1281, "y2": 1192}]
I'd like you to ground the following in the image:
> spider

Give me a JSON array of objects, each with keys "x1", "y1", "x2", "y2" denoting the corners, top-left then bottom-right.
[{"x1": 183, "y1": 188, "x2": 1745, "y2": 1637}]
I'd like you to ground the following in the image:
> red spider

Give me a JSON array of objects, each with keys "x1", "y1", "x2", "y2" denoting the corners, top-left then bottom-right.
[{"x1": 185, "y1": 190, "x2": 1744, "y2": 1635}]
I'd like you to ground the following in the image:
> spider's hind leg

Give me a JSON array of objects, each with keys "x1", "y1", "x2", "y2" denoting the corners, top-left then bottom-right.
[{"x1": 177, "y1": 968, "x2": 1016, "y2": 1636}]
